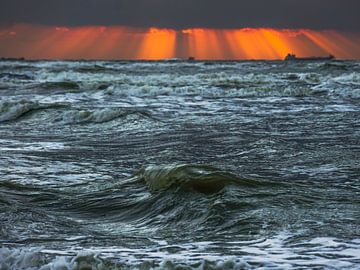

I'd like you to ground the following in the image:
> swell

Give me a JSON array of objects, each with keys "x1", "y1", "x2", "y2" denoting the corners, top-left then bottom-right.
[
  {"x1": 0, "y1": 72, "x2": 34, "y2": 81},
  {"x1": 137, "y1": 164, "x2": 269, "y2": 194},
  {"x1": 0, "y1": 181, "x2": 62, "y2": 208},
  {"x1": 5, "y1": 164, "x2": 290, "y2": 236},
  {"x1": 62, "y1": 108, "x2": 152, "y2": 124},
  {"x1": 2, "y1": 61, "x2": 360, "y2": 99},
  {"x1": 318, "y1": 61, "x2": 359, "y2": 72},
  {"x1": 0, "y1": 99, "x2": 152, "y2": 124},
  {"x1": 0, "y1": 100, "x2": 68, "y2": 123},
  {"x1": 0, "y1": 163, "x2": 350, "y2": 239},
  {"x1": 0, "y1": 164, "x2": 277, "y2": 218}
]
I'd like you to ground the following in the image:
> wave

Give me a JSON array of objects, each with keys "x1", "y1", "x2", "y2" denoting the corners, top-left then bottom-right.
[
  {"x1": 318, "y1": 61, "x2": 360, "y2": 71},
  {"x1": 311, "y1": 73, "x2": 360, "y2": 99},
  {"x1": 75, "y1": 64, "x2": 116, "y2": 73},
  {"x1": 0, "y1": 248, "x2": 111, "y2": 270},
  {"x1": 0, "y1": 99, "x2": 151, "y2": 124},
  {"x1": 0, "y1": 100, "x2": 68, "y2": 123},
  {"x1": 0, "y1": 100, "x2": 39, "y2": 122},
  {"x1": 137, "y1": 164, "x2": 260, "y2": 194},
  {"x1": 21, "y1": 164, "x2": 274, "y2": 233},
  {"x1": 39, "y1": 81, "x2": 80, "y2": 90},
  {"x1": 332, "y1": 72, "x2": 360, "y2": 86},
  {"x1": 2, "y1": 235, "x2": 360, "y2": 270},
  {"x1": 0, "y1": 72, "x2": 33, "y2": 81},
  {"x1": 3, "y1": 63, "x2": 356, "y2": 98},
  {"x1": 62, "y1": 107, "x2": 151, "y2": 124},
  {"x1": 0, "y1": 247, "x2": 251, "y2": 270}
]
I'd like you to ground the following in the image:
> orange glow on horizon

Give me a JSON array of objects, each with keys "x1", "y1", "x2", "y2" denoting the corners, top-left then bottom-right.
[
  {"x1": 0, "y1": 24, "x2": 359, "y2": 60},
  {"x1": 137, "y1": 28, "x2": 176, "y2": 60}
]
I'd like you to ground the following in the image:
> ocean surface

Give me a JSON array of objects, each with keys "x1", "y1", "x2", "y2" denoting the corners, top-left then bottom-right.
[{"x1": 0, "y1": 60, "x2": 359, "y2": 269}]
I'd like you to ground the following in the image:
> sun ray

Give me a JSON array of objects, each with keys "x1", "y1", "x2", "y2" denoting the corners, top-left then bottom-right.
[
  {"x1": 137, "y1": 28, "x2": 176, "y2": 60},
  {"x1": 1, "y1": 24, "x2": 359, "y2": 60}
]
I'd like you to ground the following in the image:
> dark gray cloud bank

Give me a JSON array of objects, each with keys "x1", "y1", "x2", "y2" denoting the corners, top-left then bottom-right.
[{"x1": 0, "y1": 0, "x2": 359, "y2": 31}]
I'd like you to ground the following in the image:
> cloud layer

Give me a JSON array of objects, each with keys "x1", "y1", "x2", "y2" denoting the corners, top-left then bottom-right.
[{"x1": 1, "y1": 0, "x2": 359, "y2": 30}]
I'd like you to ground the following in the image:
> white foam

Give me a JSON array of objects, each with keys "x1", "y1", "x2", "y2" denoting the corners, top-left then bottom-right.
[
  {"x1": 0, "y1": 248, "x2": 107, "y2": 270},
  {"x1": 332, "y1": 73, "x2": 360, "y2": 86},
  {"x1": 0, "y1": 247, "x2": 44, "y2": 270},
  {"x1": 62, "y1": 108, "x2": 133, "y2": 124},
  {"x1": 6, "y1": 62, "x2": 353, "y2": 100},
  {"x1": 0, "y1": 100, "x2": 40, "y2": 122},
  {"x1": 2, "y1": 233, "x2": 360, "y2": 270}
]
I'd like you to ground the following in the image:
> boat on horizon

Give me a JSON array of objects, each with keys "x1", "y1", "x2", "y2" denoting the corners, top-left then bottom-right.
[
  {"x1": 0, "y1": 57, "x2": 26, "y2": 61},
  {"x1": 285, "y1": 53, "x2": 335, "y2": 61}
]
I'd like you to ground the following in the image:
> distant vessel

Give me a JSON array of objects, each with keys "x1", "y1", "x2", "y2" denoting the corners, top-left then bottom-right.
[
  {"x1": 0, "y1": 57, "x2": 26, "y2": 61},
  {"x1": 285, "y1": 53, "x2": 335, "y2": 61}
]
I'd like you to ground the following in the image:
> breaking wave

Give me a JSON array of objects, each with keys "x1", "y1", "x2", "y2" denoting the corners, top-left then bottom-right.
[
  {"x1": 0, "y1": 100, "x2": 40, "y2": 122},
  {"x1": 2, "y1": 236, "x2": 360, "y2": 270},
  {"x1": 138, "y1": 164, "x2": 261, "y2": 194},
  {"x1": 332, "y1": 72, "x2": 360, "y2": 86},
  {"x1": 0, "y1": 247, "x2": 252, "y2": 270},
  {"x1": 0, "y1": 100, "x2": 66, "y2": 122},
  {"x1": 0, "y1": 99, "x2": 151, "y2": 124},
  {"x1": 62, "y1": 108, "x2": 151, "y2": 124},
  {"x1": 0, "y1": 248, "x2": 110, "y2": 270},
  {"x1": 0, "y1": 72, "x2": 34, "y2": 81},
  {"x1": 3, "y1": 60, "x2": 359, "y2": 99}
]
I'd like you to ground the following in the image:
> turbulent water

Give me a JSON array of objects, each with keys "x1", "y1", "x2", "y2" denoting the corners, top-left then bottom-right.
[{"x1": 1, "y1": 60, "x2": 360, "y2": 269}]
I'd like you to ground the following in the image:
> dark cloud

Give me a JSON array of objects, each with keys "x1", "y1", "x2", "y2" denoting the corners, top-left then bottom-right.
[{"x1": 0, "y1": 0, "x2": 359, "y2": 30}]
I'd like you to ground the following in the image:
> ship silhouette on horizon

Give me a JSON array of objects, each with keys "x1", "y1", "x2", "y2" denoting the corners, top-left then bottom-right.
[{"x1": 285, "y1": 53, "x2": 335, "y2": 61}]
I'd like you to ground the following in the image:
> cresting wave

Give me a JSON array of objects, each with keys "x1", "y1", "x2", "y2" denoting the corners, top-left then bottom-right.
[
  {"x1": 0, "y1": 72, "x2": 34, "y2": 81},
  {"x1": 0, "y1": 248, "x2": 110, "y2": 270},
  {"x1": 0, "y1": 100, "x2": 67, "y2": 122},
  {"x1": 0, "y1": 247, "x2": 251, "y2": 270},
  {"x1": 0, "y1": 99, "x2": 152, "y2": 124},
  {"x1": 0, "y1": 163, "x2": 284, "y2": 237},
  {"x1": 137, "y1": 164, "x2": 264, "y2": 194},
  {"x1": 1, "y1": 61, "x2": 360, "y2": 99},
  {"x1": 0, "y1": 100, "x2": 39, "y2": 122},
  {"x1": 62, "y1": 108, "x2": 152, "y2": 124}
]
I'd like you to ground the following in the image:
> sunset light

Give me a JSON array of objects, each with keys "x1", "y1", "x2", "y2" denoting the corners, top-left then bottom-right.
[{"x1": 1, "y1": 24, "x2": 359, "y2": 60}]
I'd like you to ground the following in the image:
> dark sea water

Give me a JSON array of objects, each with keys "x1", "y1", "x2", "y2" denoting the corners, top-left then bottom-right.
[{"x1": 0, "y1": 60, "x2": 359, "y2": 269}]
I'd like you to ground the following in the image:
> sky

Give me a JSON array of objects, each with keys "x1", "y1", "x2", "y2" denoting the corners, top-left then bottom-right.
[{"x1": 0, "y1": 0, "x2": 360, "y2": 60}]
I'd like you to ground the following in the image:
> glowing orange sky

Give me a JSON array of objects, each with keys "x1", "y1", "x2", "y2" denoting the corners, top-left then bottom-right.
[{"x1": 0, "y1": 24, "x2": 359, "y2": 60}]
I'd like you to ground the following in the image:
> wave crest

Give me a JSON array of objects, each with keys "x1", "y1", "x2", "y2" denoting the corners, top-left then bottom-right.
[
  {"x1": 0, "y1": 100, "x2": 41, "y2": 122},
  {"x1": 138, "y1": 164, "x2": 256, "y2": 194},
  {"x1": 0, "y1": 100, "x2": 68, "y2": 123},
  {"x1": 62, "y1": 108, "x2": 151, "y2": 124},
  {"x1": 0, "y1": 248, "x2": 109, "y2": 270}
]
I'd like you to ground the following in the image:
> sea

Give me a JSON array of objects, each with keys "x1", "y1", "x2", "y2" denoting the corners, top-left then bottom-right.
[{"x1": 0, "y1": 60, "x2": 359, "y2": 269}]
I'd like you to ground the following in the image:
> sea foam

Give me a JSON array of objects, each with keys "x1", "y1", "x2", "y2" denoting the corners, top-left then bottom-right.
[{"x1": 0, "y1": 100, "x2": 40, "y2": 122}]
